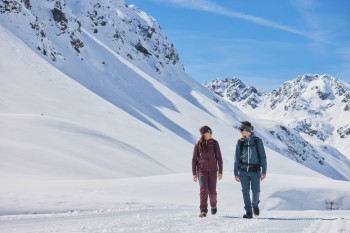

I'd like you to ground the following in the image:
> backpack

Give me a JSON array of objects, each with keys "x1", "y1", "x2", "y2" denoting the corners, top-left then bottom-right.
[
  {"x1": 197, "y1": 140, "x2": 217, "y2": 164},
  {"x1": 238, "y1": 136, "x2": 261, "y2": 168}
]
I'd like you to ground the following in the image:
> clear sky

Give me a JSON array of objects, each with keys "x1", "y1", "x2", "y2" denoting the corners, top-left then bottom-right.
[{"x1": 125, "y1": 0, "x2": 350, "y2": 91}]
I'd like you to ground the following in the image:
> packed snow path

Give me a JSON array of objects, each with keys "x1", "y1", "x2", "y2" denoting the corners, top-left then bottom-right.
[{"x1": 1, "y1": 204, "x2": 349, "y2": 233}]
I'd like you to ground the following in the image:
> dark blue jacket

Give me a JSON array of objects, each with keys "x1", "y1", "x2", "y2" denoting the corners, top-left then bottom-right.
[{"x1": 234, "y1": 135, "x2": 267, "y2": 176}]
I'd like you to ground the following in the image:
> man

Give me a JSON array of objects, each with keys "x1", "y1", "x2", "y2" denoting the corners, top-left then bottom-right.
[{"x1": 234, "y1": 121, "x2": 267, "y2": 219}]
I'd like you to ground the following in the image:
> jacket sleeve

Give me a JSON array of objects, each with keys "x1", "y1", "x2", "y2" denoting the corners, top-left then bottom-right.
[
  {"x1": 258, "y1": 139, "x2": 267, "y2": 174},
  {"x1": 192, "y1": 143, "x2": 199, "y2": 175},
  {"x1": 234, "y1": 140, "x2": 241, "y2": 176},
  {"x1": 215, "y1": 141, "x2": 223, "y2": 174}
]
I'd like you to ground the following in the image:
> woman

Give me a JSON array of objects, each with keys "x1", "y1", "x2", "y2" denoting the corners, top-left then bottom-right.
[{"x1": 192, "y1": 125, "x2": 223, "y2": 218}]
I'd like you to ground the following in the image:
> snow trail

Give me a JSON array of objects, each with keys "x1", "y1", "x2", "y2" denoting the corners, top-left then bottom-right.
[{"x1": 1, "y1": 204, "x2": 349, "y2": 233}]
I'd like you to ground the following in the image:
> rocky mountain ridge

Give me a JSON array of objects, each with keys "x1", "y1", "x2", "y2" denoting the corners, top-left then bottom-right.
[
  {"x1": 204, "y1": 77, "x2": 265, "y2": 108},
  {"x1": 205, "y1": 74, "x2": 350, "y2": 158},
  {"x1": 0, "y1": 0, "x2": 182, "y2": 79}
]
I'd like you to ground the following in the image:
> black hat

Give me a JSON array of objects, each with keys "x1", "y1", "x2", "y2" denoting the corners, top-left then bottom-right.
[{"x1": 239, "y1": 121, "x2": 253, "y2": 132}]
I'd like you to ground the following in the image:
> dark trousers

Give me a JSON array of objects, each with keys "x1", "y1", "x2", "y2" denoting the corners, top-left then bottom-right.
[
  {"x1": 199, "y1": 171, "x2": 217, "y2": 213},
  {"x1": 239, "y1": 171, "x2": 260, "y2": 214}
]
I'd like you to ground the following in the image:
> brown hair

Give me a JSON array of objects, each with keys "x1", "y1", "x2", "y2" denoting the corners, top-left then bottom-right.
[{"x1": 198, "y1": 136, "x2": 207, "y2": 153}]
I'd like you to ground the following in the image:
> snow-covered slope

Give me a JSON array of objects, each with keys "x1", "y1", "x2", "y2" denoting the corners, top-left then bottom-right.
[
  {"x1": 1, "y1": 21, "x2": 248, "y2": 181},
  {"x1": 2, "y1": 21, "x2": 350, "y2": 181},
  {"x1": 2, "y1": 0, "x2": 349, "y2": 181},
  {"x1": 1, "y1": 174, "x2": 350, "y2": 232},
  {"x1": 4, "y1": 16, "x2": 349, "y2": 214},
  {"x1": 0, "y1": 0, "x2": 208, "y2": 108},
  {"x1": 1, "y1": 1, "x2": 350, "y2": 224},
  {"x1": 204, "y1": 75, "x2": 350, "y2": 173},
  {"x1": 261, "y1": 74, "x2": 350, "y2": 157}
]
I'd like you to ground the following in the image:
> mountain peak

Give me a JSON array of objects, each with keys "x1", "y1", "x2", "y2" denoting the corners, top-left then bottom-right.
[
  {"x1": 271, "y1": 74, "x2": 349, "y2": 109},
  {"x1": 0, "y1": 0, "x2": 182, "y2": 74},
  {"x1": 204, "y1": 77, "x2": 264, "y2": 109},
  {"x1": 204, "y1": 74, "x2": 350, "y2": 156}
]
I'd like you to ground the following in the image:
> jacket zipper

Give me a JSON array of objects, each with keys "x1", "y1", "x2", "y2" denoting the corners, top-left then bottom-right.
[
  {"x1": 247, "y1": 138, "x2": 250, "y2": 172},
  {"x1": 206, "y1": 141, "x2": 210, "y2": 171}
]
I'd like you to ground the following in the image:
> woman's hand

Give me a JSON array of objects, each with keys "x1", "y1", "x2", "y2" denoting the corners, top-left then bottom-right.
[
  {"x1": 218, "y1": 173, "x2": 223, "y2": 180},
  {"x1": 260, "y1": 173, "x2": 266, "y2": 181},
  {"x1": 193, "y1": 175, "x2": 198, "y2": 182}
]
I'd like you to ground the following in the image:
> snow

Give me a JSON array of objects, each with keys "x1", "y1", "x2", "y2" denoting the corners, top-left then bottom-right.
[
  {"x1": 1, "y1": 174, "x2": 350, "y2": 232},
  {"x1": 1, "y1": 1, "x2": 350, "y2": 232},
  {"x1": 205, "y1": 75, "x2": 350, "y2": 160},
  {"x1": 1, "y1": 206, "x2": 349, "y2": 233}
]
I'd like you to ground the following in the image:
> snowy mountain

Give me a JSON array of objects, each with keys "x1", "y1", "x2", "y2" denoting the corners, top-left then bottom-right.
[
  {"x1": 0, "y1": 0, "x2": 209, "y2": 109},
  {"x1": 262, "y1": 75, "x2": 349, "y2": 143},
  {"x1": 1, "y1": 0, "x2": 349, "y2": 181},
  {"x1": 204, "y1": 77, "x2": 266, "y2": 109},
  {"x1": 0, "y1": 0, "x2": 241, "y2": 180},
  {"x1": 0, "y1": 0, "x2": 180, "y2": 75},
  {"x1": 1, "y1": 1, "x2": 350, "y2": 229},
  {"x1": 205, "y1": 75, "x2": 350, "y2": 161}
]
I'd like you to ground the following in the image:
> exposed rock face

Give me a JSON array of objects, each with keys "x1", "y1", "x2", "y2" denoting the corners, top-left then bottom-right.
[{"x1": 0, "y1": 0, "x2": 181, "y2": 74}]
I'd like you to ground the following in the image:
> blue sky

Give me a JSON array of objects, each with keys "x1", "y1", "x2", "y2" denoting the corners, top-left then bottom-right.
[{"x1": 126, "y1": 0, "x2": 350, "y2": 91}]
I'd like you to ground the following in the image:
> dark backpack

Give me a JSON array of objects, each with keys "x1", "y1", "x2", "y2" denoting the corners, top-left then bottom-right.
[
  {"x1": 197, "y1": 140, "x2": 217, "y2": 164},
  {"x1": 238, "y1": 136, "x2": 261, "y2": 168}
]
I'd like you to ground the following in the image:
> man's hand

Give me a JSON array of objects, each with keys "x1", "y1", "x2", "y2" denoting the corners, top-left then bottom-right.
[
  {"x1": 193, "y1": 175, "x2": 198, "y2": 182},
  {"x1": 218, "y1": 173, "x2": 223, "y2": 180},
  {"x1": 235, "y1": 176, "x2": 240, "y2": 182},
  {"x1": 260, "y1": 173, "x2": 266, "y2": 181}
]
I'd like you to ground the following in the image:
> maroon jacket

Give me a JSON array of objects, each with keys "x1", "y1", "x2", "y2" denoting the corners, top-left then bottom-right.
[{"x1": 192, "y1": 139, "x2": 223, "y2": 175}]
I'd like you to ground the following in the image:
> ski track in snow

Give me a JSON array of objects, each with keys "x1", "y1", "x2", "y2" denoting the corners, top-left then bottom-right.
[{"x1": 1, "y1": 204, "x2": 349, "y2": 233}]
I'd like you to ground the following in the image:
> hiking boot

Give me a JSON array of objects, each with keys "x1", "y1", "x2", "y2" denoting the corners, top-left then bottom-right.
[
  {"x1": 243, "y1": 213, "x2": 253, "y2": 219},
  {"x1": 253, "y1": 206, "x2": 260, "y2": 216},
  {"x1": 199, "y1": 212, "x2": 207, "y2": 218},
  {"x1": 211, "y1": 207, "x2": 217, "y2": 215}
]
